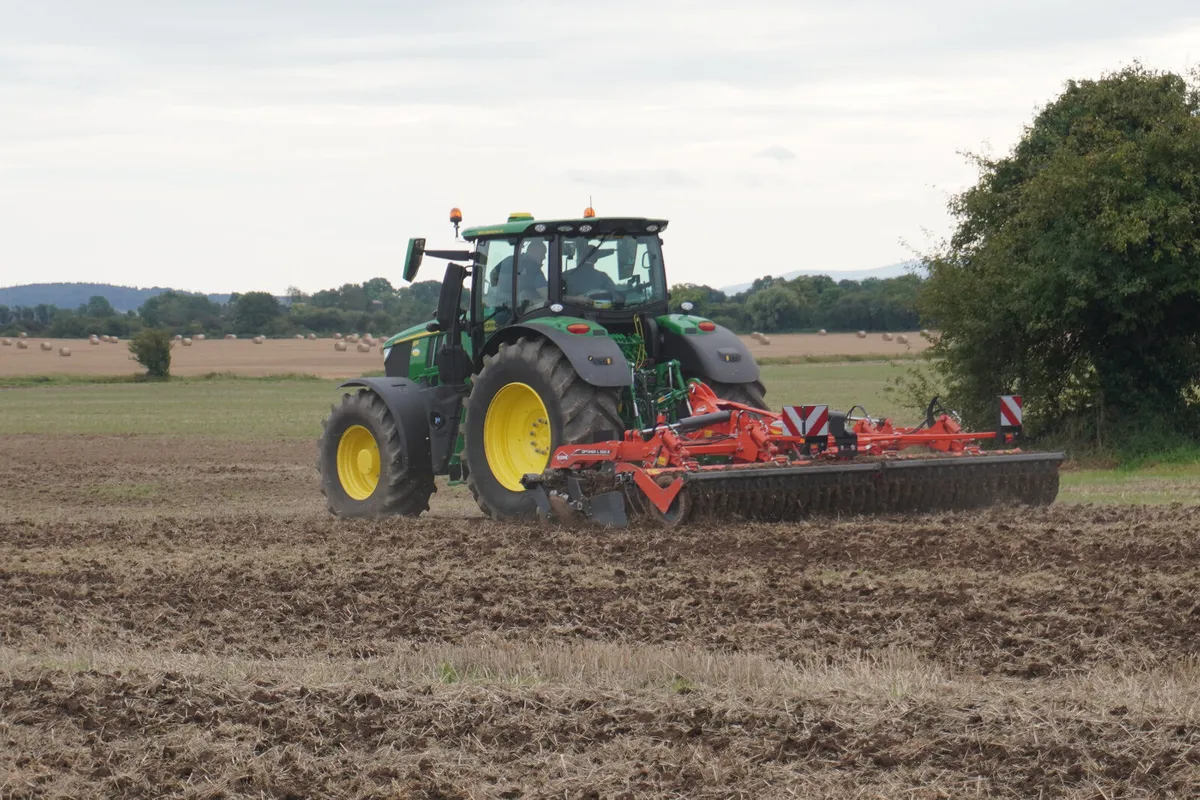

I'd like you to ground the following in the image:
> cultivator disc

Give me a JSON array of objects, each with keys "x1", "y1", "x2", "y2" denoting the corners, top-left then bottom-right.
[
  {"x1": 533, "y1": 452, "x2": 1063, "y2": 526},
  {"x1": 660, "y1": 453, "x2": 1061, "y2": 524},
  {"x1": 523, "y1": 384, "x2": 1066, "y2": 528}
]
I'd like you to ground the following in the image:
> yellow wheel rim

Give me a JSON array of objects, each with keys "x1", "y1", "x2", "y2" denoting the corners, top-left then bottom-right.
[
  {"x1": 336, "y1": 424, "x2": 380, "y2": 500},
  {"x1": 484, "y1": 382, "x2": 551, "y2": 492}
]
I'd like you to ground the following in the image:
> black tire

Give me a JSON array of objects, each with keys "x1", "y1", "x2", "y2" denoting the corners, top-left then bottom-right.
[
  {"x1": 317, "y1": 389, "x2": 435, "y2": 518},
  {"x1": 465, "y1": 336, "x2": 623, "y2": 520},
  {"x1": 703, "y1": 379, "x2": 769, "y2": 411}
]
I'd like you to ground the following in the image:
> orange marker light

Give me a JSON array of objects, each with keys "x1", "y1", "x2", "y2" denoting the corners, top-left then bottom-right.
[
  {"x1": 450, "y1": 207, "x2": 463, "y2": 224},
  {"x1": 583, "y1": 207, "x2": 596, "y2": 218},
  {"x1": 698, "y1": 321, "x2": 716, "y2": 332},
  {"x1": 566, "y1": 323, "x2": 590, "y2": 334}
]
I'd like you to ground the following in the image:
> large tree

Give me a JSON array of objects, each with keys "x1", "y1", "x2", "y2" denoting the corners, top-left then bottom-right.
[
  {"x1": 921, "y1": 65, "x2": 1200, "y2": 438},
  {"x1": 232, "y1": 291, "x2": 282, "y2": 334}
]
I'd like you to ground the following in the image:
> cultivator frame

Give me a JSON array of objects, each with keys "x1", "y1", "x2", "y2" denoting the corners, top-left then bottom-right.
[{"x1": 522, "y1": 382, "x2": 1064, "y2": 526}]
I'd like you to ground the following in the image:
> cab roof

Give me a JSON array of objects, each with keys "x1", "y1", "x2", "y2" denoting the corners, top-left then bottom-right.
[{"x1": 462, "y1": 216, "x2": 669, "y2": 241}]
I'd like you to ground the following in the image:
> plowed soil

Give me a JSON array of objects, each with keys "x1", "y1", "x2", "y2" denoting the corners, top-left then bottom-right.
[{"x1": 3, "y1": 433, "x2": 1199, "y2": 797}]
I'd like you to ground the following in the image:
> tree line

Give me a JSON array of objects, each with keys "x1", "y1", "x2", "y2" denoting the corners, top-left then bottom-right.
[
  {"x1": 673, "y1": 273, "x2": 922, "y2": 333},
  {"x1": 0, "y1": 273, "x2": 922, "y2": 339}
]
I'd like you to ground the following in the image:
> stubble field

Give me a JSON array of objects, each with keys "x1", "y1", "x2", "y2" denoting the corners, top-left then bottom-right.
[
  {"x1": 0, "y1": 332, "x2": 928, "y2": 379},
  {"x1": 1, "y1": 372, "x2": 1199, "y2": 798}
]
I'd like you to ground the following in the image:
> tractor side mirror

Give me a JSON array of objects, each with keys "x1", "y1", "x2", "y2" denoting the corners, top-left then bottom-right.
[
  {"x1": 403, "y1": 238, "x2": 426, "y2": 282},
  {"x1": 436, "y1": 263, "x2": 467, "y2": 331}
]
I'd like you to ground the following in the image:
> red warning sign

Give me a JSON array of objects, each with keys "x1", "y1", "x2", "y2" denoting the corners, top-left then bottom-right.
[
  {"x1": 782, "y1": 405, "x2": 829, "y2": 438},
  {"x1": 999, "y1": 395, "x2": 1023, "y2": 427}
]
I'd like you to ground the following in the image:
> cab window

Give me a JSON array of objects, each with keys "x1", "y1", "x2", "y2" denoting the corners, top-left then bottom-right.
[
  {"x1": 561, "y1": 234, "x2": 667, "y2": 310},
  {"x1": 476, "y1": 238, "x2": 517, "y2": 332},
  {"x1": 513, "y1": 236, "x2": 551, "y2": 316}
]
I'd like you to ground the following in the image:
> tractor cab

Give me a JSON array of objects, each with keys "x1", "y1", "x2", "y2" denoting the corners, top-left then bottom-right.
[
  {"x1": 393, "y1": 210, "x2": 677, "y2": 385},
  {"x1": 460, "y1": 213, "x2": 671, "y2": 335}
]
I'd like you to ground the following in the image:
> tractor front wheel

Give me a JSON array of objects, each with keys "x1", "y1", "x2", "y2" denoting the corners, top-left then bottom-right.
[
  {"x1": 318, "y1": 389, "x2": 435, "y2": 518},
  {"x1": 465, "y1": 337, "x2": 622, "y2": 520}
]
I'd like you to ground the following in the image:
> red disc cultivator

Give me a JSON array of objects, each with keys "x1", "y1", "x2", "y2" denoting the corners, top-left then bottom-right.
[{"x1": 522, "y1": 382, "x2": 1064, "y2": 526}]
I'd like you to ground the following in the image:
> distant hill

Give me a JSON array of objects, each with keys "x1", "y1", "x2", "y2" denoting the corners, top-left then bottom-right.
[
  {"x1": 0, "y1": 283, "x2": 236, "y2": 312},
  {"x1": 719, "y1": 261, "x2": 925, "y2": 295}
]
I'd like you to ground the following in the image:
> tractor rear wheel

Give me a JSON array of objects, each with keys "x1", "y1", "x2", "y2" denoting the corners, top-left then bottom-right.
[
  {"x1": 317, "y1": 389, "x2": 435, "y2": 518},
  {"x1": 465, "y1": 336, "x2": 623, "y2": 520},
  {"x1": 704, "y1": 379, "x2": 768, "y2": 410}
]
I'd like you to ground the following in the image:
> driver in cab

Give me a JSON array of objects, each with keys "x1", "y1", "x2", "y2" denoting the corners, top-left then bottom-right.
[
  {"x1": 562, "y1": 249, "x2": 618, "y2": 303},
  {"x1": 488, "y1": 239, "x2": 549, "y2": 312}
]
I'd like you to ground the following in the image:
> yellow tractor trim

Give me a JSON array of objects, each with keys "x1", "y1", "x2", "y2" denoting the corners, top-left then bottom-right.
[
  {"x1": 484, "y1": 382, "x2": 551, "y2": 491},
  {"x1": 336, "y1": 424, "x2": 380, "y2": 500}
]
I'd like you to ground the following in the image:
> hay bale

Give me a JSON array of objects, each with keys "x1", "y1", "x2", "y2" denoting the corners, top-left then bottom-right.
[
  {"x1": 817, "y1": 329, "x2": 827, "y2": 336},
  {"x1": 195, "y1": 334, "x2": 206, "y2": 341},
  {"x1": 89, "y1": 336, "x2": 100, "y2": 345},
  {"x1": 1, "y1": 338, "x2": 10, "y2": 346},
  {"x1": 333, "y1": 332, "x2": 343, "y2": 340},
  {"x1": 882, "y1": 332, "x2": 893, "y2": 342},
  {"x1": 59, "y1": 347, "x2": 71, "y2": 357},
  {"x1": 39, "y1": 341, "x2": 53, "y2": 351},
  {"x1": 18, "y1": 332, "x2": 27, "y2": 338},
  {"x1": 16, "y1": 340, "x2": 29, "y2": 349},
  {"x1": 253, "y1": 336, "x2": 264, "y2": 344},
  {"x1": 307, "y1": 333, "x2": 317, "y2": 340},
  {"x1": 109, "y1": 335, "x2": 119, "y2": 343},
  {"x1": 356, "y1": 342, "x2": 371, "y2": 353},
  {"x1": 182, "y1": 337, "x2": 193, "y2": 346},
  {"x1": 334, "y1": 341, "x2": 348, "y2": 352},
  {"x1": 294, "y1": 334, "x2": 305, "y2": 340},
  {"x1": 173, "y1": 334, "x2": 183, "y2": 341},
  {"x1": 896, "y1": 334, "x2": 909, "y2": 345},
  {"x1": 759, "y1": 336, "x2": 771, "y2": 345},
  {"x1": 856, "y1": 330, "x2": 867, "y2": 339},
  {"x1": 347, "y1": 334, "x2": 359, "y2": 343}
]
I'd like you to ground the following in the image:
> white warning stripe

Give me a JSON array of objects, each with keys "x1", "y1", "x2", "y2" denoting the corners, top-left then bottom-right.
[
  {"x1": 782, "y1": 406, "x2": 805, "y2": 437},
  {"x1": 802, "y1": 405, "x2": 829, "y2": 437},
  {"x1": 999, "y1": 395, "x2": 1023, "y2": 427}
]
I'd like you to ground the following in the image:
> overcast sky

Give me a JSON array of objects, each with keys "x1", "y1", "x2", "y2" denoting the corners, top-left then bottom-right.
[{"x1": 1, "y1": 1, "x2": 1198, "y2": 295}]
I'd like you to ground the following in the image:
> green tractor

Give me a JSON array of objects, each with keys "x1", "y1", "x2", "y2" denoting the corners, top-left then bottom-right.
[{"x1": 317, "y1": 208, "x2": 766, "y2": 521}]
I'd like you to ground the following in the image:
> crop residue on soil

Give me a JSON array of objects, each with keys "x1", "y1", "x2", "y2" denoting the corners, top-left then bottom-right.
[{"x1": 2, "y1": 432, "x2": 1199, "y2": 797}]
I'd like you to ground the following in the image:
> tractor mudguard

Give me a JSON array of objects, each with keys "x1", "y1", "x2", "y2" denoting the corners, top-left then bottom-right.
[
  {"x1": 659, "y1": 323, "x2": 760, "y2": 384},
  {"x1": 337, "y1": 377, "x2": 436, "y2": 474},
  {"x1": 479, "y1": 321, "x2": 632, "y2": 387}
]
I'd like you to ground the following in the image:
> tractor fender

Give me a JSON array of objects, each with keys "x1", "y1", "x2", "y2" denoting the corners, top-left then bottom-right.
[
  {"x1": 477, "y1": 322, "x2": 632, "y2": 387},
  {"x1": 337, "y1": 377, "x2": 433, "y2": 472},
  {"x1": 659, "y1": 323, "x2": 761, "y2": 384}
]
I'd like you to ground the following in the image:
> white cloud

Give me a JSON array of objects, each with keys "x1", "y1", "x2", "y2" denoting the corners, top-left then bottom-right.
[{"x1": 0, "y1": 1, "x2": 1197, "y2": 294}]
